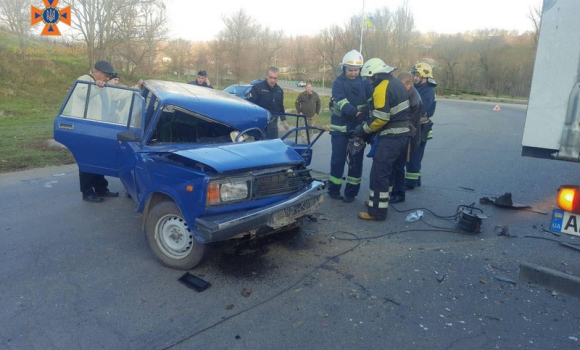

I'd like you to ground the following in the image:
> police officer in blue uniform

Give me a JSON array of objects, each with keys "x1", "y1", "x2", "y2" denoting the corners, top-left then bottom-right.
[
  {"x1": 248, "y1": 67, "x2": 289, "y2": 139},
  {"x1": 405, "y1": 62, "x2": 437, "y2": 189},
  {"x1": 354, "y1": 58, "x2": 410, "y2": 221},
  {"x1": 328, "y1": 50, "x2": 373, "y2": 203}
]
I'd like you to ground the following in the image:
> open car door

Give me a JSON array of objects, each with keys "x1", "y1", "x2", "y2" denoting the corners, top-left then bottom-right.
[
  {"x1": 54, "y1": 81, "x2": 143, "y2": 177},
  {"x1": 278, "y1": 112, "x2": 326, "y2": 166}
]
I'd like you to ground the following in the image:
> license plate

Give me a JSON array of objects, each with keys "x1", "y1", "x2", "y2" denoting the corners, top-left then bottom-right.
[
  {"x1": 551, "y1": 209, "x2": 580, "y2": 237},
  {"x1": 269, "y1": 196, "x2": 320, "y2": 229}
]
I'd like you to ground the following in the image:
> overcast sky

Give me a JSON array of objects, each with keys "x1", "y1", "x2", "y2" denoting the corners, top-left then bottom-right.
[{"x1": 166, "y1": 0, "x2": 542, "y2": 42}]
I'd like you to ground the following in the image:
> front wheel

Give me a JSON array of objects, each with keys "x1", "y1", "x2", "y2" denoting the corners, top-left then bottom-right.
[{"x1": 145, "y1": 201, "x2": 210, "y2": 270}]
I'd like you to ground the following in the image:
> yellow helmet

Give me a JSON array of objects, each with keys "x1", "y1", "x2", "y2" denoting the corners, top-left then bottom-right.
[{"x1": 410, "y1": 62, "x2": 434, "y2": 79}]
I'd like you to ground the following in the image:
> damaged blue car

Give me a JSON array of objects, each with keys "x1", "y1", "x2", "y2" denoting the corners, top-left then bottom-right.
[{"x1": 54, "y1": 80, "x2": 325, "y2": 269}]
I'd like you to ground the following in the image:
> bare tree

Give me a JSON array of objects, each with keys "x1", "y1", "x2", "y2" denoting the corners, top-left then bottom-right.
[
  {"x1": 527, "y1": 4, "x2": 542, "y2": 46},
  {"x1": 254, "y1": 28, "x2": 284, "y2": 76},
  {"x1": 313, "y1": 25, "x2": 342, "y2": 76},
  {"x1": 0, "y1": 0, "x2": 33, "y2": 56},
  {"x1": 432, "y1": 34, "x2": 466, "y2": 90},
  {"x1": 165, "y1": 38, "x2": 193, "y2": 79},
  {"x1": 115, "y1": 1, "x2": 168, "y2": 77},
  {"x1": 217, "y1": 9, "x2": 259, "y2": 82},
  {"x1": 66, "y1": 0, "x2": 138, "y2": 68}
]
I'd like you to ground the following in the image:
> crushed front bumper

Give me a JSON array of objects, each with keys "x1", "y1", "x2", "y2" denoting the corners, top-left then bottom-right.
[{"x1": 194, "y1": 180, "x2": 324, "y2": 242}]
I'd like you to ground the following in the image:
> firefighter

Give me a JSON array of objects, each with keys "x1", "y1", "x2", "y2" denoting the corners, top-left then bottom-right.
[
  {"x1": 353, "y1": 58, "x2": 410, "y2": 221},
  {"x1": 328, "y1": 50, "x2": 373, "y2": 203},
  {"x1": 405, "y1": 62, "x2": 437, "y2": 189}
]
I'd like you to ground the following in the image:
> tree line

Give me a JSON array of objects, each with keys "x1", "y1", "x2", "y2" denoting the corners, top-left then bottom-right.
[{"x1": 0, "y1": 0, "x2": 540, "y2": 97}]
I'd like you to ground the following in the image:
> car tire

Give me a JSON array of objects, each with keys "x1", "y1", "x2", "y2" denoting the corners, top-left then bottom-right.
[{"x1": 145, "y1": 201, "x2": 210, "y2": 270}]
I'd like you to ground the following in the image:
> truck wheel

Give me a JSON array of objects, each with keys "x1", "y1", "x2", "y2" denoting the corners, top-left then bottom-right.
[{"x1": 145, "y1": 201, "x2": 210, "y2": 270}]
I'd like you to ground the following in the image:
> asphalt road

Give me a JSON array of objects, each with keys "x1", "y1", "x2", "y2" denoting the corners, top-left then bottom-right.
[{"x1": 1, "y1": 99, "x2": 580, "y2": 350}]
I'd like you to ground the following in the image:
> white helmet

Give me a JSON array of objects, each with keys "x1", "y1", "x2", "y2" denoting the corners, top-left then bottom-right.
[
  {"x1": 341, "y1": 50, "x2": 364, "y2": 69},
  {"x1": 361, "y1": 58, "x2": 397, "y2": 77}
]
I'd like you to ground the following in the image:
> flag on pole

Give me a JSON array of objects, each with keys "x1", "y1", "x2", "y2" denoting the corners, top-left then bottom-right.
[{"x1": 365, "y1": 16, "x2": 375, "y2": 28}]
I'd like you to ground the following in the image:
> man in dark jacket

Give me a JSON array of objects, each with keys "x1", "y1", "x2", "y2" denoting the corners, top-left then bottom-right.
[
  {"x1": 188, "y1": 70, "x2": 213, "y2": 88},
  {"x1": 406, "y1": 62, "x2": 437, "y2": 189},
  {"x1": 328, "y1": 50, "x2": 373, "y2": 203},
  {"x1": 390, "y1": 72, "x2": 422, "y2": 203},
  {"x1": 248, "y1": 67, "x2": 289, "y2": 139},
  {"x1": 354, "y1": 58, "x2": 410, "y2": 221}
]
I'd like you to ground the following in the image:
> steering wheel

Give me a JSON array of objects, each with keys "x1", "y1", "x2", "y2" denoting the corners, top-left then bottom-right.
[{"x1": 234, "y1": 127, "x2": 264, "y2": 142}]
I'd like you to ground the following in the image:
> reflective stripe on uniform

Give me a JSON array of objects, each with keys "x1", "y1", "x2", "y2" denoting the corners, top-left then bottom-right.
[
  {"x1": 389, "y1": 186, "x2": 393, "y2": 193},
  {"x1": 427, "y1": 130, "x2": 433, "y2": 139},
  {"x1": 330, "y1": 124, "x2": 348, "y2": 133},
  {"x1": 405, "y1": 172, "x2": 420, "y2": 180},
  {"x1": 329, "y1": 175, "x2": 342, "y2": 185},
  {"x1": 372, "y1": 109, "x2": 389, "y2": 121},
  {"x1": 370, "y1": 190, "x2": 390, "y2": 199},
  {"x1": 377, "y1": 201, "x2": 389, "y2": 208},
  {"x1": 391, "y1": 100, "x2": 410, "y2": 115},
  {"x1": 379, "y1": 127, "x2": 410, "y2": 136},
  {"x1": 357, "y1": 104, "x2": 368, "y2": 112},
  {"x1": 346, "y1": 176, "x2": 361, "y2": 185},
  {"x1": 335, "y1": 98, "x2": 349, "y2": 111}
]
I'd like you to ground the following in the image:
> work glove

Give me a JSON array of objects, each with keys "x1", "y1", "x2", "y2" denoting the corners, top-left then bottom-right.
[{"x1": 355, "y1": 111, "x2": 368, "y2": 124}]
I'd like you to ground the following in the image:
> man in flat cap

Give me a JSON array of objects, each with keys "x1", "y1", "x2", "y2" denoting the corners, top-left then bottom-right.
[{"x1": 74, "y1": 60, "x2": 121, "y2": 203}]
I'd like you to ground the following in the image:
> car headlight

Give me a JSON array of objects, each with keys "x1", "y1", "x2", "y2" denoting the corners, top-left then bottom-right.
[{"x1": 206, "y1": 178, "x2": 251, "y2": 206}]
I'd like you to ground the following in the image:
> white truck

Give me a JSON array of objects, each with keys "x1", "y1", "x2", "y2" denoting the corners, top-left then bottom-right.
[{"x1": 522, "y1": 0, "x2": 580, "y2": 236}]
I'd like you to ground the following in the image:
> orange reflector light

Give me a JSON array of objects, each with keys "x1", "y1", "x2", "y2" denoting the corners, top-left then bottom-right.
[
  {"x1": 557, "y1": 186, "x2": 580, "y2": 213},
  {"x1": 186, "y1": 185, "x2": 194, "y2": 192},
  {"x1": 206, "y1": 183, "x2": 220, "y2": 205}
]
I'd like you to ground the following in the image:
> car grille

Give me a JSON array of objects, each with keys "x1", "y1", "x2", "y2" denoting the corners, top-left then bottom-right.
[{"x1": 252, "y1": 169, "x2": 312, "y2": 199}]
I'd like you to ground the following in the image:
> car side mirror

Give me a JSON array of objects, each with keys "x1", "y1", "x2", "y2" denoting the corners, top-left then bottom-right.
[{"x1": 117, "y1": 130, "x2": 141, "y2": 142}]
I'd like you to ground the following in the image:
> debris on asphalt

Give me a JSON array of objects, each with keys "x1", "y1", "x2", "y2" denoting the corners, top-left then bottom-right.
[
  {"x1": 543, "y1": 228, "x2": 561, "y2": 236},
  {"x1": 383, "y1": 296, "x2": 401, "y2": 306},
  {"x1": 225, "y1": 304, "x2": 234, "y2": 310},
  {"x1": 480, "y1": 192, "x2": 531, "y2": 209},
  {"x1": 560, "y1": 242, "x2": 580, "y2": 253},
  {"x1": 241, "y1": 289, "x2": 252, "y2": 297},
  {"x1": 459, "y1": 186, "x2": 475, "y2": 191},
  {"x1": 494, "y1": 275, "x2": 517, "y2": 285},
  {"x1": 437, "y1": 274, "x2": 446, "y2": 283},
  {"x1": 494, "y1": 225, "x2": 517, "y2": 237}
]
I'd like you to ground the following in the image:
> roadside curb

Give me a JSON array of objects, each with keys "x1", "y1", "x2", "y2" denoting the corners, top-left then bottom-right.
[{"x1": 519, "y1": 262, "x2": 580, "y2": 297}]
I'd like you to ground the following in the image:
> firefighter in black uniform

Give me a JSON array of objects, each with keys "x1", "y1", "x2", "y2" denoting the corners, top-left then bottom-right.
[
  {"x1": 248, "y1": 67, "x2": 289, "y2": 139},
  {"x1": 328, "y1": 50, "x2": 373, "y2": 203},
  {"x1": 354, "y1": 58, "x2": 411, "y2": 221}
]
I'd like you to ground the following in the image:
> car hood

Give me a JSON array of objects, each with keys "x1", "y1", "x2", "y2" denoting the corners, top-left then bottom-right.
[{"x1": 173, "y1": 140, "x2": 304, "y2": 172}]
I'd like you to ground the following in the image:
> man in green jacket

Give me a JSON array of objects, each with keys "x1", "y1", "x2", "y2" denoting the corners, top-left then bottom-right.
[{"x1": 295, "y1": 83, "x2": 321, "y2": 136}]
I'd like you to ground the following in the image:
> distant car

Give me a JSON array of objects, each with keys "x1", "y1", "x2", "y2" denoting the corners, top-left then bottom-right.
[
  {"x1": 223, "y1": 84, "x2": 252, "y2": 99},
  {"x1": 297, "y1": 81, "x2": 307, "y2": 87},
  {"x1": 54, "y1": 80, "x2": 325, "y2": 270},
  {"x1": 223, "y1": 80, "x2": 262, "y2": 99}
]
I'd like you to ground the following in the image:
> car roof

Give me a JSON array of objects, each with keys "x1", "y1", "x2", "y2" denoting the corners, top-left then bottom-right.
[{"x1": 145, "y1": 80, "x2": 268, "y2": 130}]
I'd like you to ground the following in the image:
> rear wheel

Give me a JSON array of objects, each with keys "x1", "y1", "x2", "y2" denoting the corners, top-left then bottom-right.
[{"x1": 145, "y1": 201, "x2": 210, "y2": 270}]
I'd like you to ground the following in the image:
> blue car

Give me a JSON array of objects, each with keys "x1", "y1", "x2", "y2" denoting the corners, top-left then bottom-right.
[{"x1": 54, "y1": 80, "x2": 325, "y2": 269}]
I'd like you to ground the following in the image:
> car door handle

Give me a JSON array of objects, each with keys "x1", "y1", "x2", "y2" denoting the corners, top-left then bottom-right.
[{"x1": 58, "y1": 122, "x2": 74, "y2": 130}]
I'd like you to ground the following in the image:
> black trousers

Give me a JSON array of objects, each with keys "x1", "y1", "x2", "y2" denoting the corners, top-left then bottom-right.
[
  {"x1": 79, "y1": 170, "x2": 109, "y2": 195},
  {"x1": 368, "y1": 137, "x2": 408, "y2": 220}
]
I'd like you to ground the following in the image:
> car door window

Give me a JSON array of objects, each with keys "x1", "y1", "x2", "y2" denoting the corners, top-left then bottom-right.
[{"x1": 61, "y1": 82, "x2": 136, "y2": 126}]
